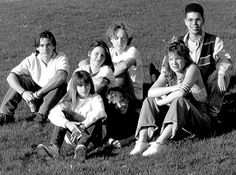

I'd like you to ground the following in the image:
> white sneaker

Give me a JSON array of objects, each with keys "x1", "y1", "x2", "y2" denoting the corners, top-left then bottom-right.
[
  {"x1": 142, "y1": 142, "x2": 164, "y2": 157},
  {"x1": 129, "y1": 141, "x2": 149, "y2": 155}
]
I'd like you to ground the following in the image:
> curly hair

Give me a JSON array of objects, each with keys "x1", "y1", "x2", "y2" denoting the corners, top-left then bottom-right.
[{"x1": 105, "y1": 21, "x2": 133, "y2": 46}]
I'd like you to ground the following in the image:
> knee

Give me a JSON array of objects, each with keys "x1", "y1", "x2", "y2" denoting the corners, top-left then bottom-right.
[{"x1": 171, "y1": 97, "x2": 185, "y2": 106}]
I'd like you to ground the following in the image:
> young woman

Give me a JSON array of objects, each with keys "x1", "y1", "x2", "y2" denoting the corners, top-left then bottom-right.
[
  {"x1": 130, "y1": 37, "x2": 212, "y2": 157},
  {"x1": 37, "y1": 70, "x2": 107, "y2": 161},
  {"x1": 74, "y1": 40, "x2": 116, "y2": 97}
]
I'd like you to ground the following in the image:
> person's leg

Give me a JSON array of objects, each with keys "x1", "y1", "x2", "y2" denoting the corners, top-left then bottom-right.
[
  {"x1": 74, "y1": 119, "x2": 104, "y2": 161},
  {"x1": 36, "y1": 82, "x2": 67, "y2": 122},
  {"x1": 142, "y1": 97, "x2": 211, "y2": 157},
  {"x1": 207, "y1": 70, "x2": 231, "y2": 118},
  {"x1": 142, "y1": 124, "x2": 172, "y2": 156},
  {"x1": 130, "y1": 97, "x2": 168, "y2": 155},
  {"x1": 0, "y1": 74, "x2": 40, "y2": 124}
]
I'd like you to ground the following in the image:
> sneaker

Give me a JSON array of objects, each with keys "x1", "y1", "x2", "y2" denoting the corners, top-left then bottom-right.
[
  {"x1": 129, "y1": 141, "x2": 149, "y2": 155},
  {"x1": 34, "y1": 113, "x2": 47, "y2": 124},
  {"x1": 0, "y1": 113, "x2": 15, "y2": 125},
  {"x1": 37, "y1": 144, "x2": 61, "y2": 159},
  {"x1": 74, "y1": 144, "x2": 86, "y2": 162},
  {"x1": 142, "y1": 142, "x2": 164, "y2": 157}
]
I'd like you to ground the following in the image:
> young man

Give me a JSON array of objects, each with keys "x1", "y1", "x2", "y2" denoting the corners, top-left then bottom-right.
[
  {"x1": 182, "y1": 3, "x2": 232, "y2": 118},
  {"x1": 0, "y1": 31, "x2": 70, "y2": 125}
]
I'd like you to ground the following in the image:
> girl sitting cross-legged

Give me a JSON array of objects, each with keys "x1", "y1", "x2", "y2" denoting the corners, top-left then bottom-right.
[
  {"x1": 37, "y1": 70, "x2": 107, "y2": 161},
  {"x1": 130, "y1": 37, "x2": 212, "y2": 157}
]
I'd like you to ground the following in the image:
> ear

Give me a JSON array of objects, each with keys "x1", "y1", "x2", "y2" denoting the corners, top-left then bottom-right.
[
  {"x1": 184, "y1": 18, "x2": 188, "y2": 26},
  {"x1": 88, "y1": 51, "x2": 91, "y2": 57}
]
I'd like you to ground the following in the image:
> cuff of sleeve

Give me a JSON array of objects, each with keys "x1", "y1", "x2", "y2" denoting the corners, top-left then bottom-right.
[{"x1": 218, "y1": 68, "x2": 226, "y2": 77}]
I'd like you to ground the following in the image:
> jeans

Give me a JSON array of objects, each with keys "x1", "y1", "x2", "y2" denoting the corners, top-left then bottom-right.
[
  {"x1": 0, "y1": 74, "x2": 67, "y2": 117},
  {"x1": 50, "y1": 111, "x2": 105, "y2": 151}
]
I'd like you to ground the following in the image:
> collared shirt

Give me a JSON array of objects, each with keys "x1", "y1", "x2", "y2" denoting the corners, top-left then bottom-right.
[
  {"x1": 11, "y1": 52, "x2": 70, "y2": 87},
  {"x1": 183, "y1": 32, "x2": 232, "y2": 77}
]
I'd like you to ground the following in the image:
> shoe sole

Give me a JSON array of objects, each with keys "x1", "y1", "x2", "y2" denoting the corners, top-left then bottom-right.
[
  {"x1": 74, "y1": 145, "x2": 86, "y2": 162},
  {"x1": 37, "y1": 144, "x2": 61, "y2": 160}
]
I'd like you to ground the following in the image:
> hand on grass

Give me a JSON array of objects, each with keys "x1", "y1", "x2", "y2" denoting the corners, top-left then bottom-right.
[{"x1": 109, "y1": 138, "x2": 121, "y2": 148}]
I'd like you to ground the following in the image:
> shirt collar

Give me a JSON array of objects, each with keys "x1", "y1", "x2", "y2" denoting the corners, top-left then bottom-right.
[{"x1": 183, "y1": 31, "x2": 205, "y2": 45}]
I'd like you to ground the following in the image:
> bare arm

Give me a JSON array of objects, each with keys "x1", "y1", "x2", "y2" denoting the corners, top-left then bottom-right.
[
  {"x1": 113, "y1": 58, "x2": 136, "y2": 77},
  {"x1": 7, "y1": 72, "x2": 35, "y2": 102},
  {"x1": 35, "y1": 70, "x2": 68, "y2": 98},
  {"x1": 156, "y1": 64, "x2": 199, "y2": 106},
  {"x1": 148, "y1": 73, "x2": 179, "y2": 97}
]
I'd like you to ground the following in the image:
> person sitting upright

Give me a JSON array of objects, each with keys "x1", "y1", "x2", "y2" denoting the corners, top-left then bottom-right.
[{"x1": 0, "y1": 31, "x2": 70, "y2": 125}]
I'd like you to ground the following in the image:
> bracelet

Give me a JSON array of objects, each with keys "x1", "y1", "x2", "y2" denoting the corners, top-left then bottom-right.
[{"x1": 21, "y1": 90, "x2": 26, "y2": 96}]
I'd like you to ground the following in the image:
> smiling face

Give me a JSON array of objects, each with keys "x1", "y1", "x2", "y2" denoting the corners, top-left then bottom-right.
[
  {"x1": 89, "y1": 46, "x2": 106, "y2": 68},
  {"x1": 110, "y1": 28, "x2": 128, "y2": 52},
  {"x1": 107, "y1": 90, "x2": 129, "y2": 114},
  {"x1": 185, "y1": 12, "x2": 204, "y2": 36},
  {"x1": 36, "y1": 38, "x2": 55, "y2": 58},
  {"x1": 168, "y1": 52, "x2": 186, "y2": 73}
]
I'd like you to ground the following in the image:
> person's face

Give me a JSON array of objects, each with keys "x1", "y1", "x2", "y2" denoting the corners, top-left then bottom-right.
[
  {"x1": 107, "y1": 90, "x2": 129, "y2": 114},
  {"x1": 77, "y1": 83, "x2": 91, "y2": 98},
  {"x1": 110, "y1": 28, "x2": 128, "y2": 52},
  {"x1": 185, "y1": 12, "x2": 204, "y2": 36},
  {"x1": 36, "y1": 38, "x2": 55, "y2": 58},
  {"x1": 168, "y1": 52, "x2": 186, "y2": 73},
  {"x1": 89, "y1": 46, "x2": 106, "y2": 67}
]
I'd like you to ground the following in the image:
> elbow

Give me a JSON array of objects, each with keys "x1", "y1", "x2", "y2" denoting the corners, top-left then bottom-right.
[
  {"x1": 6, "y1": 72, "x2": 15, "y2": 85},
  {"x1": 58, "y1": 71, "x2": 68, "y2": 84}
]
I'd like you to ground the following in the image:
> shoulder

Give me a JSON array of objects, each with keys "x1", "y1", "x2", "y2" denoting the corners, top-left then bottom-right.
[
  {"x1": 100, "y1": 65, "x2": 112, "y2": 74},
  {"x1": 90, "y1": 94, "x2": 103, "y2": 103},
  {"x1": 186, "y1": 64, "x2": 200, "y2": 75},
  {"x1": 54, "y1": 52, "x2": 69, "y2": 61},
  {"x1": 126, "y1": 46, "x2": 140, "y2": 54}
]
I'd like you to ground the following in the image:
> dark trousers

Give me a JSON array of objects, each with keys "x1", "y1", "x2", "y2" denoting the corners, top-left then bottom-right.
[
  {"x1": 50, "y1": 111, "x2": 105, "y2": 151},
  {"x1": 207, "y1": 70, "x2": 231, "y2": 117},
  {"x1": 0, "y1": 74, "x2": 67, "y2": 116}
]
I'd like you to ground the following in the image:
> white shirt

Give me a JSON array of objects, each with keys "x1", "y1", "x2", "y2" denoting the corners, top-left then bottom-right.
[
  {"x1": 73, "y1": 64, "x2": 117, "y2": 88},
  {"x1": 11, "y1": 52, "x2": 70, "y2": 87},
  {"x1": 110, "y1": 46, "x2": 144, "y2": 100},
  {"x1": 49, "y1": 94, "x2": 107, "y2": 128}
]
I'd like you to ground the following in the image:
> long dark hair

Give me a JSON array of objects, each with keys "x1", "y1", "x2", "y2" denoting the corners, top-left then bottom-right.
[
  {"x1": 88, "y1": 40, "x2": 114, "y2": 72},
  {"x1": 60, "y1": 70, "x2": 95, "y2": 110},
  {"x1": 162, "y1": 36, "x2": 193, "y2": 85}
]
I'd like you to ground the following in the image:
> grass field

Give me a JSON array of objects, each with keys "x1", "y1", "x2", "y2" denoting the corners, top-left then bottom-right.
[{"x1": 0, "y1": 0, "x2": 236, "y2": 174}]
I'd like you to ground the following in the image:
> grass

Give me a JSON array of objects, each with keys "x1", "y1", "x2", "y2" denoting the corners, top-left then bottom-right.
[{"x1": 0, "y1": 0, "x2": 236, "y2": 174}]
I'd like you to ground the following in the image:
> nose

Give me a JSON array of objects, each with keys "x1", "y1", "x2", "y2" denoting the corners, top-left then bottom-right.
[{"x1": 117, "y1": 38, "x2": 122, "y2": 44}]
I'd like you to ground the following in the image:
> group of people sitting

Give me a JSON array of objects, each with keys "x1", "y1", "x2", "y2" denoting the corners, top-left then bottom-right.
[{"x1": 0, "y1": 3, "x2": 234, "y2": 160}]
